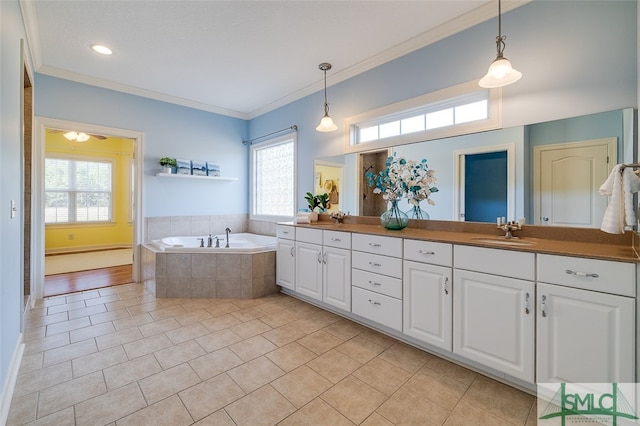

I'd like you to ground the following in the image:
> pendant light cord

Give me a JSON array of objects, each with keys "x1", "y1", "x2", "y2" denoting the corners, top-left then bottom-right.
[{"x1": 495, "y1": 0, "x2": 506, "y2": 58}]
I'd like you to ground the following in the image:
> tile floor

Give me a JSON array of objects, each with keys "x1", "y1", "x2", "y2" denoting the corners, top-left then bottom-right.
[{"x1": 8, "y1": 283, "x2": 538, "y2": 425}]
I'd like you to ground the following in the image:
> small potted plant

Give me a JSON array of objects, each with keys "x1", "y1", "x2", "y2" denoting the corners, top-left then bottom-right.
[
  {"x1": 159, "y1": 157, "x2": 177, "y2": 174},
  {"x1": 304, "y1": 192, "x2": 320, "y2": 221},
  {"x1": 316, "y1": 193, "x2": 330, "y2": 212}
]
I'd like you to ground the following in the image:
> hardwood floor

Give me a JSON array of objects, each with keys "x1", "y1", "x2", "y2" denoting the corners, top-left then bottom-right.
[{"x1": 44, "y1": 264, "x2": 134, "y2": 297}]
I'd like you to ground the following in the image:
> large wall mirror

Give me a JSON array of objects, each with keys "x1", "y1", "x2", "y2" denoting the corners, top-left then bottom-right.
[{"x1": 316, "y1": 108, "x2": 636, "y2": 229}]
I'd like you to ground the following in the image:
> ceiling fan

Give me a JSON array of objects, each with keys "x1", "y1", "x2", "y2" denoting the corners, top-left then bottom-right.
[{"x1": 47, "y1": 129, "x2": 108, "y2": 142}]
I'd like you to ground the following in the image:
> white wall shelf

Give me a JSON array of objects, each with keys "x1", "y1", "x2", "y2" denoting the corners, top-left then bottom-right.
[{"x1": 155, "y1": 172, "x2": 238, "y2": 181}]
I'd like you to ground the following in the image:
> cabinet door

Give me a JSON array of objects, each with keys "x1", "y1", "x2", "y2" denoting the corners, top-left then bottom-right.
[
  {"x1": 295, "y1": 242, "x2": 323, "y2": 301},
  {"x1": 403, "y1": 260, "x2": 452, "y2": 351},
  {"x1": 323, "y1": 246, "x2": 351, "y2": 312},
  {"x1": 453, "y1": 269, "x2": 535, "y2": 383},
  {"x1": 276, "y1": 239, "x2": 295, "y2": 290},
  {"x1": 537, "y1": 283, "x2": 635, "y2": 383}
]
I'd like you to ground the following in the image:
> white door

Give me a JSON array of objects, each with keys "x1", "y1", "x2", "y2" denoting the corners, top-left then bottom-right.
[
  {"x1": 453, "y1": 269, "x2": 535, "y2": 383},
  {"x1": 403, "y1": 260, "x2": 452, "y2": 350},
  {"x1": 537, "y1": 282, "x2": 635, "y2": 383},
  {"x1": 295, "y1": 242, "x2": 323, "y2": 301},
  {"x1": 276, "y1": 239, "x2": 295, "y2": 290},
  {"x1": 322, "y1": 246, "x2": 351, "y2": 312},
  {"x1": 533, "y1": 138, "x2": 616, "y2": 227}
]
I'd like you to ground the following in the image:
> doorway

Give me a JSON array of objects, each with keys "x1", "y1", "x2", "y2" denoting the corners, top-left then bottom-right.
[
  {"x1": 33, "y1": 118, "x2": 144, "y2": 300},
  {"x1": 359, "y1": 150, "x2": 390, "y2": 216},
  {"x1": 23, "y1": 63, "x2": 33, "y2": 309}
]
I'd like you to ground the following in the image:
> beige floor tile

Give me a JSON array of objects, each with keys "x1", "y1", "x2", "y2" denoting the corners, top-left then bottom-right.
[
  {"x1": 26, "y1": 311, "x2": 68, "y2": 328},
  {"x1": 425, "y1": 356, "x2": 478, "y2": 385},
  {"x1": 154, "y1": 339, "x2": 207, "y2": 369},
  {"x1": 123, "y1": 332, "x2": 173, "y2": 359},
  {"x1": 72, "y1": 345, "x2": 128, "y2": 377},
  {"x1": 105, "y1": 297, "x2": 146, "y2": 312},
  {"x1": 225, "y1": 384, "x2": 296, "y2": 426},
  {"x1": 444, "y1": 398, "x2": 516, "y2": 426},
  {"x1": 353, "y1": 357, "x2": 412, "y2": 396},
  {"x1": 37, "y1": 370, "x2": 107, "y2": 418},
  {"x1": 227, "y1": 356, "x2": 285, "y2": 393},
  {"x1": 85, "y1": 294, "x2": 120, "y2": 307},
  {"x1": 461, "y1": 375, "x2": 534, "y2": 425},
  {"x1": 307, "y1": 348, "x2": 362, "y2": 384},
  {"x1": 24, "y1": 331, "x2": 69, "y2": 354},
  {"x1": 189, "y1": 347, "x2": 244, "y2": 381},
  {"x1": 376, "y1": 385, "x2": 451, "y2": 425},
  {"x1": 95, "y1": 326, "x2": 143, "y2": 351},
  {"x1": 323, "y1": 319, "x2": 367, "y2": 341},
  {"x1": 265, "y1": 341, "x2": 317, "y2": 372},
  {"x1": 103, "y1": 353, "x2": 162, "y2": 390},
  {"x1": 228, "y1": 335, "x2": 277, "y2": 361},
  {"x1": 28, "y1": 406, "x2": 75, "y2": 426},
  {"x1": 262, "y1": 323, "x2": 306, "y2": 347},
  {"x1": 230, "y1": 318, "x2": 272, "y2": 339},
  {"x1": 46, "y1": 317, "x2": 91, "y2": 336},
  {"x1": 126, "y1": 301, "x2": 162, "y2": 316},
  {"x1": 69, "y1": 321, "x2": 116, "y2": 343},
  {"x1": 260, "y1": 309, "x2": 299, "y2": 328},
  {"x1": 271, "y1": 365, "x2": 332, "y2": 408},
  {"x1": 289, "y1": 316, "x2": 328, "y2": 335},
  {"x1": 526, "y1": 398, "x2": 538, "y2": 426},
  {"x1": 139, "y1": 362, "x2": 201, "y2": 404},
  {"x1": 298, "y1": 330, "x2": 343, "y2": 355},
  {"x1": 165, "y1": 322, "x2": 210, "y2": 345},
  {"x1": 200, "y1": 313, "x2": 242, "y2": 332},
  {"x1": 117, "y1": 394, "x2": 193, "y2": 426},
  {"x1": 205, "y1": 302, "x2": 241, "y2": 318},
  {"x1": 193, "y1": 409, "x2": 236, "y2": 425},
  {"x1": 18, "y1": 351, "x2": 43, "y2": 375},
  {"x1": 138, "y1": 317, "x2": 181, "y2": 336},
  {"x1": 23, "y1": 325, "x2": 46, "y2": 342},
  {"x1": 43, "y1": 338, "x2": 97, "y2": 367},
  {"x1": 179, "y1": 372, "x2": 246, "y2": 421},
  {"x1": 279, "y1": 398, "x2": 354, "y2": 426},
  {"x1": 68, "y1": 303, "x2": 107, "y2": 320},
  {"x1": 377, "y1": 341, "x2": 432, "y2": 373},
  {"x1": 14, "y1": 361, "x2": 72, "y2": 397},
  {"x1": 89, "y1": 307, "x2": 131, "y2": 325},
  {"x1": 47, "y1": 300, "x2": 87, "y2": 315},
  {"x1": 6, "y1": 390, "x2": 38, "y2": 425},
  {"x1": 320, "y1": 375, "x2": 386, "y2": 424},
  {"x1": 361, "y1": 412, "x2": 395, "y2": 425},
  {"x1": 112, "y1": 312, "x2": 154, "y2": 330},
  {"x1": 230, "y1": 306, "x2": 266, "y2": 322},
  {"x1": 358, "y1": 329, "x2": 397, "y2": 349},
  {"x1": 65, "y1": 290, "x2": 100, "y2": 303},
  {"x1": 74, "y1": 382, "x2": 147, "y2": 426},
  {"x1": 335, "y1": 335, "x2": 385, "y2": 363},
  {"x1": 196, "y1": 328, "x2": 243, "y2": 352},
  {"x1": 397, "y1": 367, "x2": 470, "y2": 411},
  {"x1": 149, "y1": 304, "x2": 189, "y2": 321}
]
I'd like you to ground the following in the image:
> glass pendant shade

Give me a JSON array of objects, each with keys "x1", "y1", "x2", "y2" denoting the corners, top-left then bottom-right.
[
  {"x1": 316, "y1": 113, "x2": 338, "y2": 132},
  {"x1": 479, "y1": 56, "x2": 522, "y2": 88},
  {"x1": 63, "y1": 131, "x2": 91, "y2": 142}
]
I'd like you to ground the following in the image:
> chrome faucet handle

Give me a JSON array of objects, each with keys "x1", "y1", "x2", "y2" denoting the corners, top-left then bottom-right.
[
  {"x1": 198, "y1": 238, "x2": 205, "y2": 248},
  {"x1": 215, "y1": 236, "x2": 220, "y2": 248}
]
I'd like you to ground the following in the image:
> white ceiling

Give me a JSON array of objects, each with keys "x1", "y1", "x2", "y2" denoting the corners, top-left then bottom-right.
[{"x1": 21, "y1": 0, "x2": 528, "y2": 120}]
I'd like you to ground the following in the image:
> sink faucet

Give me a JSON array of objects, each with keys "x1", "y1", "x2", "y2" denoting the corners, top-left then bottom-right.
[
  {"x1": 330, "y1": 211, "x2": 349, "y2": 224},
  {"x1": 207, "y1": 234, "x2": 213, "y2": 248},
  {"x1": 225, "y1": 227, "x2": 231, "y2": 248},
  {"x1": 498, "y1": 220, "x2": 522, "y2": 239}
]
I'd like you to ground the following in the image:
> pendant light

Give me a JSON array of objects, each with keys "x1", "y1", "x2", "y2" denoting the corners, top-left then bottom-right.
[
  {"x1": 479, "y1": 0, "x2": 522, "y2": 88},
  {"x1": 316, "y1": 62, "x2": 338, "y2": 132},
  {"x1": 63, "y1": 131, "x2": 91, "y2": 142}
]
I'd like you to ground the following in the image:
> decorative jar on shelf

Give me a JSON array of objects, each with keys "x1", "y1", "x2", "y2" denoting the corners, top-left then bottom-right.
[{"x1": 381, "y1": 200, "x2": 409, "y2": 230}]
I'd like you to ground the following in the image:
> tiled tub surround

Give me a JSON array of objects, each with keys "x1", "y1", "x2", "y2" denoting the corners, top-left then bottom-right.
[
  {"x1": 144, "y1": 214, "x2": 277, "y2": 242},
  {"x1": 142, "y1": 245, "x2": 277, "y2": 299}
]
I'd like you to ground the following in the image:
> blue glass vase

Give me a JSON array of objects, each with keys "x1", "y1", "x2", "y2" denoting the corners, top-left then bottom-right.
[
  {"x1": 406, "y1": 202, "x2": 430, "y2": 220},
  {"x1": 381, "y1": 200, "x2": 409, "y2": 230}
]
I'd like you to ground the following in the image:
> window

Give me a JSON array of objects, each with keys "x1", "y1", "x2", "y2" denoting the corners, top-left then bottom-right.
[
  {"x1": 45, "y1": 157, "x2": 113, "y2": 224},
  {"x1": 345, "y1": 80, "x2": 501, "y2": 153},
  {"x1": 250, "y1": 134, "x2": 296, "y2": 220}
]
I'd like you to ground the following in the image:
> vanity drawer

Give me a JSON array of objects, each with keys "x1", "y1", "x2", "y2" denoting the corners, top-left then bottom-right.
[
  {"x1": 537, "y1": 254, "x2": 636, "y2": 297},
  {"x1": 352, "y1": 286, "x2": 402, "y2": 331},
  {"x1": 352, "y1": 234, "x2": 402, "y2": 257},
  {"x1": 352, "y1": 251, "x2": 403, "y2": 278},
  {"x1": 276, "y1": 225, "x2": 295, "y2": 240},
  {"x1": 352, "y1": 268, "x2": 402, "y2": 299},
  {"x1": 295, "y1": 227, "x2": 323, "y2": 244},
  {"x1": 404, "y1": 239, "x2": 452, "y2": 266},
  {"x1": 454, "y1": 245, "x2": 535, "y2": 281},
  {"x1": 323, "y1": 230, "x2": 351, "y2": 249}
]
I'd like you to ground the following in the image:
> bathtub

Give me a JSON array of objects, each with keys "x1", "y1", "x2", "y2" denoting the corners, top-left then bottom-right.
[
  {"x1": 152, "y1": 233, "x2": 277, "y2": 253},
  {"x1": 142, "y1": 232, "x2": 278, "y2": 299}
]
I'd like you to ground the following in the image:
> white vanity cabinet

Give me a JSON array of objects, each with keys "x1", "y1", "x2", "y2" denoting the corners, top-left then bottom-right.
[
  {"x1": 322, "y1": 231, "x2": 352, "y2": 312},
  {"x1": 403, "y1": 240, "x2": 453, "y2": 351},
  {"x1": 276, "y1": 225, "x2": 295, "y2": 290},
  {"x1": 295, "y1": 228, "x2": 324, "y2": 301},
  {"x1": 536, "y1": 254, "x2": 636, "y2": 383},
  {"x1": 453, "y1": 245, "x2": 535, "y2": 383},
  {"x1": 352, "y1": 234, "x2": 403, "y2": 331}
]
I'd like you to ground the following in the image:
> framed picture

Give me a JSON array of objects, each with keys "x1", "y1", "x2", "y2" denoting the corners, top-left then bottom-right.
[
  {"x1": 314, "y1": 172, "x2": 321, "y2": 188},
  {"x1": 192, "y1": 160, "x2": 207, "y2": 176},
  {"x1": 176, "y1": 158, "x2": 191, "y2": 175},
  {"x1": 206, "y1": 161, "x2": 221, "y2": 177}
]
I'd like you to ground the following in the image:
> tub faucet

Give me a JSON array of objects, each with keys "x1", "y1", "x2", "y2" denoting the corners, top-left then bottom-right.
[
  {"x1": 207, "y1": 234, "x2": 213, "y2": 248},
  {"x1": 198, "y1": 238, "x2": 205, "y2": 248},
  {"x1": 215, "y1": 236, "x2": 220, "y2": 248},
  {"x1": 225, "y1": 227, "x2": 231, "y2": 248}
]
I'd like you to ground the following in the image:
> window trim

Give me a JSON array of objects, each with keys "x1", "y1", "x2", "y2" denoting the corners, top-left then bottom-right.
[
  {"x1": 249, "y1": 133, "x2": 297, "y2": 222},
  {"x1": 44, "y1": 153, "x2": 116, "y2": 225},
  {"x1": 344, "y1": 79, "x2": 502, "y2": 154}
]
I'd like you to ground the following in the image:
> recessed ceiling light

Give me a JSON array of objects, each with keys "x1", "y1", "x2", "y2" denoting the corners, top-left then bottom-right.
[{"x1": 91, "y1": 44, "x2": 112, "y2": 55}]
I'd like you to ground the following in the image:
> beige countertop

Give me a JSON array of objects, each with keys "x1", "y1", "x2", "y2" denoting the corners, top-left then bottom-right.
[{"x1": 285, "y1": 218, "x2": 640, "y2": 263}]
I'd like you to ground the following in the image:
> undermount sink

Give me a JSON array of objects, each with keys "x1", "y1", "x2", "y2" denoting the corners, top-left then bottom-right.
[{"x1": 470, "y1": 237, "x2": 535, "y2": 247}]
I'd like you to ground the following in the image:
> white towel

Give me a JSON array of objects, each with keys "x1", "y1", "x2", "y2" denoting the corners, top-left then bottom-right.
[{"x1": 599, "y1": 164, "x2": 640, "y2": 233}]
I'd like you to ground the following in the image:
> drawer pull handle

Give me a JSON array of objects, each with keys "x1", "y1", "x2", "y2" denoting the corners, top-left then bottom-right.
[
  {"x1": 369, "y1": 243, "x2": 382, "y2": 248},
  {"x1": 317, "y1": 253, "x2": 322, "y2": 264},
  {"x1": 369, "y1": 261, "x2": 382, "y2": 267},
  {"x1": 283, "y1": 231, "x2": 289, "y2": 234},
  {"x1": 443, "y1": 277, "x2": 449, "y2": 295},
  {"x1": 368, "y1": 299, "x2": 381, "y2": 306},
  {"x1": 541, "y1": 295, "x2": 547, "y2": 317},
  {"x1": 419, "y1": 250, "x2": 435, "y2": 255},
  {"x1": 323, "y1": 253, "x2": 327, "y2": 264},
  {"x1": 368, "y1": 280, "x2": 382, "y2": 286},
  {"x1": 290, "y1": 247, "x2": 294, "y2": 257},
  {"x1": 331, "y1": 238, "x2": 341, "y2": 242},
  {"x1": 524, "y1": 292, "x2": 530, "y2": 315},
  {"x1": 565, "y1": 269, "x2": 599, "y2": 278}
]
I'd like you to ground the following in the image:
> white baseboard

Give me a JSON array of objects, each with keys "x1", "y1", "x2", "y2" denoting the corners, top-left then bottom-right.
[
  {"x1": 45, "y1": 243, "x2": 132, "y2": 256},
  {"x1": 1, "y1": 333, "x2": 24, "y2": 426}
]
